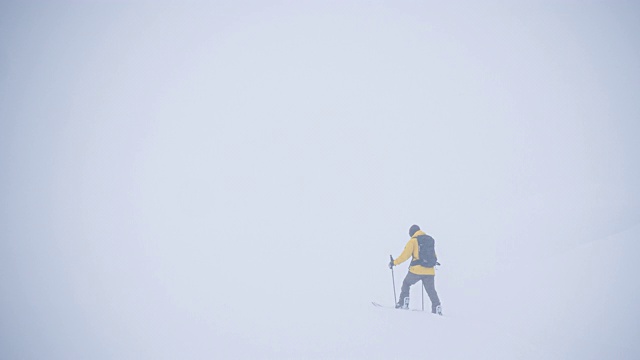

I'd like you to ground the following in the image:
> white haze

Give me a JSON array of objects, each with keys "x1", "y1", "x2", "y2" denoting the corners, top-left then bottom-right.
[{"x1": 1, "y1": 1, "x2": 639, "y2": 359}]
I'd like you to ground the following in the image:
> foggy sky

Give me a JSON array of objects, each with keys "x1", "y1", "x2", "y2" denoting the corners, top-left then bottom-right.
[{"x1": 1, "y1": 1, "x2": 639, "y2": 359}]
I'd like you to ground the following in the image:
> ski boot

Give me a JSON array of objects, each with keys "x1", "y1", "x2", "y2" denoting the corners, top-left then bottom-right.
[
  {"x1": 395, "y1": 297, "x2": 410, "y2": 310},
  {"x1": 433, "y1": 305, "x2": 443, "y2": 316}
]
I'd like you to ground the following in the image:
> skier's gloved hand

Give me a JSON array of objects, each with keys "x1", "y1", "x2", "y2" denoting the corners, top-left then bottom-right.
[
  {"x1": 436, "y1": 262, "x2": 441, "y2": 266},
  {"x1": 388, "y1": 260, "x2": 395, "y2": 269}
]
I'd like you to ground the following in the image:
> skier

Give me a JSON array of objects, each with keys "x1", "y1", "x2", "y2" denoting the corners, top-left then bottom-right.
[{"x1": 389, "y1": 224, "x2": 442, "y2": 315}]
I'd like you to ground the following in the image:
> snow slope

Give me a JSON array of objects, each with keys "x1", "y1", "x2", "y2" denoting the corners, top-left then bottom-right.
[{"x1": 6, "y1": 226, "x2": 636, "y2": 360}]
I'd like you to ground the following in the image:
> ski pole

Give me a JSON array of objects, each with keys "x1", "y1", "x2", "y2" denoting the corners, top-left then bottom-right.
[
  {"x1": 390, "y1": 255, "x2": 397, "y2": 305},
  {"x1": 422, "y1": 279, "x2": 425, "y2": 311}
]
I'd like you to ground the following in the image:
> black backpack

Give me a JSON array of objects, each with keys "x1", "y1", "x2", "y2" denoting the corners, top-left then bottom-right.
[{"x1": 410, "y1": 234, "x2": 437, "y2": 267}]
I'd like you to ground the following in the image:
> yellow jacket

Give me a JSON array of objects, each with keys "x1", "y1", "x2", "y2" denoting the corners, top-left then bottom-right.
[{"x1": 393, "y1": 230, "x2": 436, "y2": 275}]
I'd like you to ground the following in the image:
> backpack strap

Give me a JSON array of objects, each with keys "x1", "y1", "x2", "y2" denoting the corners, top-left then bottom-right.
[{"x1": 410, "y1": 235, "x2": 424, "y2": 267}]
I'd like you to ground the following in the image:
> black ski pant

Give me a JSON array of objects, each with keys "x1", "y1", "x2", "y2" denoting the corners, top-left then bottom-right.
[{"x1": 398, "y1": 272, "x2": 441, "y2": 312}]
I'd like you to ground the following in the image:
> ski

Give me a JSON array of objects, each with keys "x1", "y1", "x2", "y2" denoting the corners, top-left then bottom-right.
[
  {"x1": 371, "y1": 301, "x2": 390, "y2": 308},
  {"x1": 371, "y1": 302, "x2": 424, "y2": 312}
]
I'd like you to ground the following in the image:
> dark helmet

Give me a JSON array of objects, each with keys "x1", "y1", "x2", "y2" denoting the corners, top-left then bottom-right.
[{"x1": 409, "y1": 224, "x2": 420, "y2": 237}]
